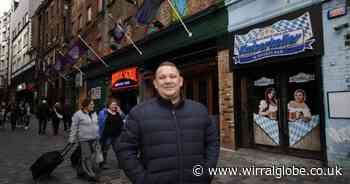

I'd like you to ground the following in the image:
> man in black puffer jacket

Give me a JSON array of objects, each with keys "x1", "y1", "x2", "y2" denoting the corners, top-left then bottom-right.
[{"x1": 117, "y1": 61, "x2": 219, "y2": 184}]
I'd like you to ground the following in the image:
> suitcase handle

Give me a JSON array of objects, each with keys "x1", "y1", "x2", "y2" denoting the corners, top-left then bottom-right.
[{"x1": 60, "y1": 143, "x2": 74, "y2": 157}]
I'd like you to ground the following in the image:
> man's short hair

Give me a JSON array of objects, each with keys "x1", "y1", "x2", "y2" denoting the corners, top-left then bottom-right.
[{"x1": 155, "y1": 61, "x2": 180, "y2": 75}]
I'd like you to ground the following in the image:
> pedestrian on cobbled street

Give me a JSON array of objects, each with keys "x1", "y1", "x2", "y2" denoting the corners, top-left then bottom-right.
[
  {"x1": 62, "y1": 101, "x2": 73, "y2": 132},
  {"x1": 68, "y1": 98, "x2": 102, "y2": 182},
  {"x1": 0, "y1": 101, "x2": 6, "y2": 127},
  {"x1": 52, "y1": 102, "x2": 63, "y2": 136},
  {"x1": 37, "y1": 99, "x2": 50, "y2": 135},
  {"x1": 24, "y1": 102, "x2": 31, "y2": 130},
  {"x1": 98, "y1": 97, "x2": 125, "y2": 169},
  {"x1": 117, "y1": 61, "x2": 220, "y2": 184},
  {"x1": 8, "y1": 101, "x2": 17, "y2": 131}
]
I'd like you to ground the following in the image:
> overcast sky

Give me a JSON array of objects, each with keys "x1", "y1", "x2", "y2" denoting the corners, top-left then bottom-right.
[{"x1": 0, "y1": 0, "x2": 12, "y2": 16}]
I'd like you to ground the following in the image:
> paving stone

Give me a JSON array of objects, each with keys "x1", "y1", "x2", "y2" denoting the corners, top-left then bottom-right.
[{"x1": 0, "y1": 117, "x2": 349, "y2": 184}]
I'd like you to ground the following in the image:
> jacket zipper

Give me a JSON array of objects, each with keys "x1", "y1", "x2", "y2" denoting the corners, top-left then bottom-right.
[{"x1": 172, "y1": 109, "x2": 183, "y2": 184}]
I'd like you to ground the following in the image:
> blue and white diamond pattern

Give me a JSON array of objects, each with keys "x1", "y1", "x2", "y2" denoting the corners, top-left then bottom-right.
[{"x1": 234, "y1": 12, "x2": 313, "y2": 56}]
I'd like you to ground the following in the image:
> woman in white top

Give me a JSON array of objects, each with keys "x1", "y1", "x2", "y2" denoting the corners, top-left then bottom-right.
[
  {"x1": 69, "y1": 98, "x2": 100, "y2": 182},
  {"x1": 288, "y1": 89, "x2": 312, "y2": 122},
  {"x1": 259, "y1": 87, "x2": 278, "y2": 120}
]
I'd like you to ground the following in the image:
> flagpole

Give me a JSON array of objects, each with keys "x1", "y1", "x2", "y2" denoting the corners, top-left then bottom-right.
[
  {"x1": 166, "y1": 0, "x2": 192, "y2": 37},
  {"x1": 59, "y1": 73, "x2": 68, "y2": 81},
  {"x1": 73, "y1": 65, "x2": 84, "y2": 75},
  {"x1": 108, "y1": 14, "x2": 143, "y2": 55},
  {"x1": 58, "y1": 50, "x2": 65, "y2": 56},
  {"x1": 78, "y1": 35, "x2": 109, "y2": 68}
]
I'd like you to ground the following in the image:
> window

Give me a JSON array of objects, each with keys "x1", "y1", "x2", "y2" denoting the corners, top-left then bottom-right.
[
  {"x1": 24, "y1": 31, "x2": 28, "y2": 46},
  {"x1": 18, "y1": 38, "x2": 22, "y2": 51},
  {"x1": 13, "y1": 44, "x2": 17, "y2": 55},
  {"x1": 78, "y1": 15, "x2": 83, "y2": 30},
  {"x1": 87, "y1": 6, "x2": 92, "y2": 22},
  {"x1": 97, "y1": 0, "x2": 103, "y2": 12},
  {"x1": 24, "y1": 13, "x2": 29, "y2": 23},
  {"x1": 56, "y1": 24, "x2": 59, "y2": 39},
  {"x1": 17, "y1": 57, "x2": 21, "y2": 69}
]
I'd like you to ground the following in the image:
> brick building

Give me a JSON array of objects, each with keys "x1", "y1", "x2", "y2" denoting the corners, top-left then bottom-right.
[{"x1": 32, "y1": 0, "x2": 71, "y2": 105}]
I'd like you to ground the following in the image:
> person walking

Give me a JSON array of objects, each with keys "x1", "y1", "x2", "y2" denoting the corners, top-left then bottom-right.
[
  {"x1": 68, "y1": 98, "x2": 101, "y2": 182},
  {"x1": 24, "y1": 102, "x2": 31, "y2": 130},
  {"x1": 8, "y1": 101, "x2": 17, "y2": 131},
  {"x1": 116, "y1": 61, "x2": 220, "y2": 184},
  {"x1": 0, "y1": 101, "x2": 6, "y2": 127},
  {"x1": 52, "y1": 102, "x2": 63, "y2": 136},
  {"x1": 62, "y1": 101, "x2": 73, "y2": 132},
  {"x1": 98, "y1": 97, "x2": 125, "y2": 169},
  {"x1": 37, "y1": 99, "x2": 50, "y2": 135}
]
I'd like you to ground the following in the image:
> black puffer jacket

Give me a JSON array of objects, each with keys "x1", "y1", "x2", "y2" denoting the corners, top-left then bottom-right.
[{"x1": 117, "y1": 97, "x2": 219, "y2": 184}]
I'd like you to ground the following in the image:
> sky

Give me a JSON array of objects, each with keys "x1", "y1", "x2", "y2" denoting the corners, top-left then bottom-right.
[{"x1": 0, "y1": 0, "x2": 12, "y2": 16}]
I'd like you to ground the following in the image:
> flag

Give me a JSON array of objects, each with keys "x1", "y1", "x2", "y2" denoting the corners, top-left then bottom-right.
[
  {"x1": 53, "y1": 57, "x2": 62, "y2": 71},
  {"x1": 135, "y1": 0, "x2": 165, "y2": 25},
  {"x1": 65, "y1": 39, "x2": 89, "y2": 64}
]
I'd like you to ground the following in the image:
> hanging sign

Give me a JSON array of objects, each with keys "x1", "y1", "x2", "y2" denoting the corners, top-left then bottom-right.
[
  {"x1": 234, "y1": 12, "x2": 315, "y2": 64},
  {"x1": 111, "y1": 67, "x2": 138, "y2": 90}
]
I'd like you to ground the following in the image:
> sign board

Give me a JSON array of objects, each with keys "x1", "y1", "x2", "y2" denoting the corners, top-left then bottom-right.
[
  {"x1": 111, "y1": 67, "x2": 138, "y2": 90},
  {"x1": 90, "y1": 87, "x2": 102, "y2": 100},
  {"x1": 234, "y1": 12, "x2": 315, "y2": 64},
  {"x1": 327, "y1": 91, "x2": 350, "y2": 119},
  {"x1": 328, "y1": 6, "x2": 347, "y2": 19}
]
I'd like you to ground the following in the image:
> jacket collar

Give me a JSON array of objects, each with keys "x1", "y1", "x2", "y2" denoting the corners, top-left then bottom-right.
[{"x1": 156, "y1": 95, "x2": 185, "y2": 109}]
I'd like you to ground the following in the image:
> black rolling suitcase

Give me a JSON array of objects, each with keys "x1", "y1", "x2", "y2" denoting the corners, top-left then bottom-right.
[{"x1": 30, "y1": 143, "x2": 73, "y2": 180}]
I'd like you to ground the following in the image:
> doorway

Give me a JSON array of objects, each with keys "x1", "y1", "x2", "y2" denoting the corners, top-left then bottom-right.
[
  {"x1": 111, "y1": 90, "x2": 138, "y2": 115},
  {"x1": 237, "y1": 60, "x2": 323, "y2": 159}
]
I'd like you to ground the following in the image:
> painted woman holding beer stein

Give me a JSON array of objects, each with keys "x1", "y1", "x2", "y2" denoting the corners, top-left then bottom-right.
[
  {"x1": 259, "y1": 87, "x2": 278, "y2": 120},
  {"x1": 288, "y1": 89, "x2": 312, "y2": 122}
]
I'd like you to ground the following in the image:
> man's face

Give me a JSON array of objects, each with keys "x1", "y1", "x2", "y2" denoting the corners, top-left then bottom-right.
[{"x1": 153, "y1": 65, "x2": 183, "y2": 100}]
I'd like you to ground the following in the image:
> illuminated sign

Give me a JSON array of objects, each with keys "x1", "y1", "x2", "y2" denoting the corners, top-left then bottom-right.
[{"x1": 111, "y1": 67, "x2": 138, "y2": 89}]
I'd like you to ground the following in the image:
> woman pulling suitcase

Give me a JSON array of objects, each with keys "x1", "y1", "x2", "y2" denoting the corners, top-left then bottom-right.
[{"x1": 68, "y1": 98, "x2": 102, "y2": 182}]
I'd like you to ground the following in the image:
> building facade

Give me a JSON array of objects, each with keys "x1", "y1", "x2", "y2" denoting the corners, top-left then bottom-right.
[
  {"x1": 0, "y1": 12, "x2": 11, "y2": 99},
  {"x1": 9, "y1": 0, "x2": 42, "y2": 103},
  {"x1": 225, "y1": 0, "x2": 350, "y2": 167},
  {"x1": 80, "y1": 0, "x2": 228, "y2": 141},
  {"x1": 32, "y1": 0, "x2": 71, "y2": 106}
]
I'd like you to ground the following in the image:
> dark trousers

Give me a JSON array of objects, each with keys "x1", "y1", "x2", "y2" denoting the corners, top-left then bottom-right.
[
  {"x1": 99, "y1": 135, "x2": 119, "y2": 166},
  {"x1": 52, "y1": 118, "x2": 60, "y2": 135},
  {"x1": 38, "y1": 118, "x2": 47, "y2": 134},
  {"x1": 10, "y1": 115, "x2": 16, "y2": 131},
  {"x1": 63, "y1": 117, "x2": 71, "y2": 131},
  {"x1": 24, "y1": 115, "x2": 30, "y2": 127}
]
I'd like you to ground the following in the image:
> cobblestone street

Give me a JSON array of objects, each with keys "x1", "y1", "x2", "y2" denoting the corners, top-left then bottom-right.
[{"x1": 0, "y1": 117, "x2": 349, "y2": 184}]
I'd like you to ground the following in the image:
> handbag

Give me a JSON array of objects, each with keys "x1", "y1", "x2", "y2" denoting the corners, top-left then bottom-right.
[{"x1": 94, "y1": 142, "x2": 104, "y2": 163}]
